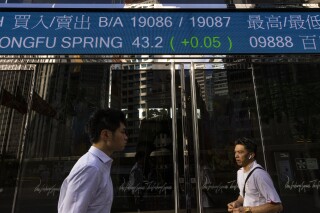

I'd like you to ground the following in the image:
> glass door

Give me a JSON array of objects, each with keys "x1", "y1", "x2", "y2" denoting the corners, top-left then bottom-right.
[
  {"x1": 189, "y1": 62, "x2": 262, "y2": 213},
  {"x1": 110, "y1": 62, "x2": 178, "y2": 212},
  {"x1": 110, "y1": 61, "x2": 196, "y2": 213},
  {"x1": 190, "y1": 61, "x2": 320, "y2": 213}
]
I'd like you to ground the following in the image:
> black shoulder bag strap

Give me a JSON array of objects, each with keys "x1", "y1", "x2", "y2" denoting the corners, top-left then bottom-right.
[{"x1": 243, "y1": 167, "x2": 264, "y2": 198}]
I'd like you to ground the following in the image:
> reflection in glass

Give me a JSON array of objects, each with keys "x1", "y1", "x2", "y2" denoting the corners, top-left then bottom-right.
[
  {"x1": 114, "y1": 66, "x2": 174, "y2": 211},
  {"x1": 1, "y1": 60, "x2": 320, "y2": 212},
  {"x1": 195, "y1": 63, "x2": 320, "y2": 212}
]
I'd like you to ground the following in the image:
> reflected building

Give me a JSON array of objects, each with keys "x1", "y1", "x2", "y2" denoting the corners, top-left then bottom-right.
[
  {"x1": 194, "y1": 64, "x2": 206, "y2": 103},
  {"x1": 1, "y1": 61, "x2": 117, "y2": 160},
  {"x1": 121, "y1": 56, "x2": 172, "y2": 149},
  {"x1": 0, "y1": 64, "x2": 33, "y2": 157},
  {"x1": 213, "y1": 69, "x2": 228, "y2": 97}
]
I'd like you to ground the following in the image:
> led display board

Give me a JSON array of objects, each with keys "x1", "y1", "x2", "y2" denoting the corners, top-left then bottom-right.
[{"x1": 0, "y1": 9, "x2": 319, "y2": 54}]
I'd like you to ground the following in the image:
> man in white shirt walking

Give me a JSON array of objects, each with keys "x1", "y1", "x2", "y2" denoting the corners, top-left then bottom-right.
[
  {"x1": 58, "y1": 108, "x2": 128, "y2": 213},
  {"x1": 227, "y1": 137, "x2": 283, "y2": 213}
]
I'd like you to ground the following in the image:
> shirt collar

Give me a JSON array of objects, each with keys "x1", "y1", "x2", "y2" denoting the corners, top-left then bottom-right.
[
  {"x1": 248, "y1": 160, "x2": 257, "y2": 169},
  {"x1": 89, "y1": 146, "x2": 113, "y2": 164},
  {"x1": 239, "y1": 160, "x2": 258, "y2": 172}
]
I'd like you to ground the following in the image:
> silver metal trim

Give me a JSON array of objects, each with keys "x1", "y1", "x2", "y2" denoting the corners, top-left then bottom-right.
[
  {"x1": 171, "y1": 62, "x2": 179, "y2": 213},
  {"x1": 180, "y1": 63, "x2": 192, "y2": 212},
  {"x1": 108, "y1": 66, "x2": 113, "y2": 108},
  {"x1": 251, "y1": 66, "x2": 267, "y2": 170},
  {"x1": 189, "y1": 62, "x2": 202, "y2": 213}
]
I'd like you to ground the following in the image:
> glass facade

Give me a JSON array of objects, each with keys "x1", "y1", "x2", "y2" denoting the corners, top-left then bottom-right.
[
  {"x1": 195, "y1": 62, "x2": 320, "y2": 212},
  {"x1": 1, "y1": 58, "x2": 320, "y2": 213},
  {"x1": 0, "y1": 1, "x2": 320, "y2": 213}
]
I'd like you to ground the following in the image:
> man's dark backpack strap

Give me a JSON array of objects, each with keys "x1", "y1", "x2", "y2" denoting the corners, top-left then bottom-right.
[{"x1": 243, "y1": 167, "x2": 264, "y2": 198}]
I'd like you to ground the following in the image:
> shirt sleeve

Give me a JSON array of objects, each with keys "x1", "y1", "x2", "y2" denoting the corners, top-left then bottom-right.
[
  {"x1": 58, "y1": 165, "x2": 100, "y2": 213},
  {"x1": 254, "y1": 170, "x2": 282, "y2": 204}
]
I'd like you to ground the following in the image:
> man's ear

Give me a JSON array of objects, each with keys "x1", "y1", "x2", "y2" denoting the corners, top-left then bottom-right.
[{"x1": 100, "y1": 129, "x2": 112, "y2": 141}]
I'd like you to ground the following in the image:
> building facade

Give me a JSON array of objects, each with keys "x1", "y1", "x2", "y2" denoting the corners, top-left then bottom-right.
[{"x1": 0, "y1": 1, "x2": 320, "y2": 213}]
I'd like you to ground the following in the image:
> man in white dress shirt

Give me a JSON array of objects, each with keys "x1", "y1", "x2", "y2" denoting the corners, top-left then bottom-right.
[
  {"x1": 58, "y1": 108, "x2": 128, "y2": 213},
  {"x1": 227, "y1": 137, "x2": 283, "y2": 213}
]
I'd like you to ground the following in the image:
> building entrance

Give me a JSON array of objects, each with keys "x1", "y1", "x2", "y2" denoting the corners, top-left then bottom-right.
[
  {"x1": 0, "y1": 5, "x2": 320, "y2": 213},
  {"x1": 0, "y1": 55, "x2": 320, "y2": 213}
]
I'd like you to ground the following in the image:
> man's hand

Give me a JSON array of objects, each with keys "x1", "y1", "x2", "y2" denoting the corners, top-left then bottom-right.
[{"x1": 227, "y1": 201, "x2": 240, "y2": 212}]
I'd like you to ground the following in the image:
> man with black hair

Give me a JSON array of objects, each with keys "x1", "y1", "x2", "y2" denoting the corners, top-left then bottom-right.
[
  {"x1": 58, "y1": 108, "x2": 128, "y2": 213},
  {"x1": 227, "y1": 137, "x2": 283, "y2": 213}
]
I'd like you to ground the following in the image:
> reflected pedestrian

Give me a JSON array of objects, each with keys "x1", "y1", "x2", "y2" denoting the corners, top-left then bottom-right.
[
  {"x1": 58, "y1": 108, "x2": 128, "y2": 213},
  {"x1": 227, "y1": 137, "x2": 283, "y2": 213},
  {"x1": 128, "y1": 151, "x2": 146, "y2": 210}
]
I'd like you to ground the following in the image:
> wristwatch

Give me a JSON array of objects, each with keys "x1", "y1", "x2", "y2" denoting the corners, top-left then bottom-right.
[{"x1": 244, "y1": 207, "x2": 252, "y2": 213}]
